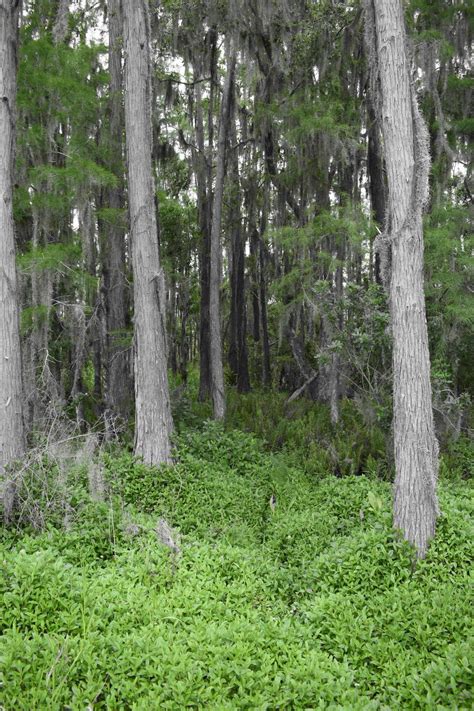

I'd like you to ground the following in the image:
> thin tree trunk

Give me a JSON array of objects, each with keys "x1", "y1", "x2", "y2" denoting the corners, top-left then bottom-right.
[
  {"x1": 366, "y1": 0, "x2": 439, "y2": 557},
  {"x1": 177, "y1": 265, "x2": 190, "y2": 383},
  {"x1": 249, "y1": 227, "x2": 260, "y2": 343},
  {"x1": 123, "y1": 0, "x2": 173, "y2": 464},
  {"x1": 198, "y1": 29, "x2": 217, "y2": 402},
  {"x1": 168, "y1": 275, "x2": 178, "y2": 375},
  {"x1": 367, "y1": 101, "x2": 385, "y2": 284},
  {"x1": 329, "y1": 165, "x2": 352, "y2": 424},
  {"x1": 228, "y1": 102, "x2": 250, "y2": 393},
  {"x1": 259, "y1": 180, "x2": 272, "y2": 387},
  {"x1": 330, "y1": 244, "x2": 344, "y2": 426},
  {"x1": 104, "y1": 0, "x2": 131, "y2": 420},
  {"x1": 242, "y1": 114, "x2": 261, "y2": 377},
  {"x1": 0, "y1": 0, "x2": 25, "y2": 478},
  {"x1": 209, "y1": 40, "x2": 236, "y2": 420},
  {"x1": 79, "y1": 192, "x2": 102, "y2": 424},
  {"x1": 189, "y1": 51, "x2": 211, "y2": 401}
]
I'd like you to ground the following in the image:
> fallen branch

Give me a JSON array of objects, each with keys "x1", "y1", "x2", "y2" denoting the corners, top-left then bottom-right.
[{"x1": 286, "y1": 372, "x2": 319, "y2": 404}]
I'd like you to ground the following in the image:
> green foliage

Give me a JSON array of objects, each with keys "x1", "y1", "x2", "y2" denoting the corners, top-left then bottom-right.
[
  {"x1": 3, "y1": 0, "x2": 472, "y2": 704},
  {"x1": 1, "y1": 427, "x2": 472, "y2": 709},
  {"x1": 104, "y1": 424, "x2": 274, "y2": 546},
  {"x1": 18, "y1": 242, "x2": 81, "y2": 273},
  {"x1": 440, "y1": 436, "x2": 474, "y2": 482},
  {"x1": 17, "y1": 36, "x2": 106, "y2": 128},
  {"x1": 158, "y1": 191, "x2": 198, "y2": 275},
  {"x1": 424, "y1": 204, "x2": 473, "y2": 394},
  {"x1": 225, "y1": 391, "x2": 390, "y2": 479},
  {"x1": 29, "y1": 160, "x2": 117, "y2": 191},
  {"x1": 95, "y1": 206, "x2": 127, "y2": 229},
  {"x1": 453, "y1": 117, "x2": 474, "y2": 136},
  {"x1": 269, "y1": 206, "x2": 374, "y2": 307},
  {"x1": 20, "y1": 304, "x2": 49, "y2": 335}
]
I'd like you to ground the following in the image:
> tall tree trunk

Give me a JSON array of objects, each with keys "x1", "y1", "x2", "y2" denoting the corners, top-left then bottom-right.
[
  {"x1": 259, "y1": 180, "x2": 272, "y2": 387},
  {"x1": 249, "y1": 227, "x2": 260, "y2": 343},
  {"x1": 177, "y1": 264, "x2": 190, "y2": 383},
  {"x1": 198, "y1": 29, "x2": 217, "y2": 402},
  {"x1": 367, "y1": 101, "x2": 385, "y2": 284},
  {"x1": 329, "y1": 241, "x2": 344, "y2": 426},
  {"x1": 228, "y1": 103, "x2": 250, "y2": 393},
  {"x1": 365, "y1": 0, "x2": 439, "y2": 557},
  {"x1": 104, "y1": 0, "x2": 131, "y2": 421},
  {"x1": 209, "y1": 39, "x2": 236, "y2": 420},
  {"x1": 245, "y1": 146, "x2": 260, "y2": 348},
  {"x1": 123, "y1": 0, "x2": 173, "y2": 464},
  {"x1": 79, "y1": 192, "x2": 103, "y2": 425},
  {"x1": 189, "y1": 48, "x2": 212, "y2": 401},
  {"x1": 0, "y1": 0, "x2": 25, "y2": 476},
  {"x1": 329, "y1": 164, "x2": 352, "y2": 424}
]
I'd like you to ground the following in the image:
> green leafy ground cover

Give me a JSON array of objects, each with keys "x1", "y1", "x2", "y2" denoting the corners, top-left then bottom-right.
[{"x1": 1, "y1": 423, "x2": 473, "y2": 709}]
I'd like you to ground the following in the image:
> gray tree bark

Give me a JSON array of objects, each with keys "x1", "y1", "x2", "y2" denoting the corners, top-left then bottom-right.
[
  {"x1": 197, "y1": 28, "x2": 217, "y2": 403},
  {"x1": 104, "y1": 0, "x2": 131, "y2": 421},
  {"x1": 52, "y1": 0, "x2": 70, "y2": 44},
  {"x1": 209, "y1": 39, "x2": 236, "y2": 420},
  {"x1": 189, "y1": 48, "x2": 211, "y2": 401},
  {"x1": 367, "y1": 100, "x2": 385, "y2": 284},
  {"x1": 329, "y1": 246, "x2": 343, "y2": 427},
  {"x1": 0, "y1": 0, "x2": 26, "y2": 474},
  {"x1": 122, "y1": 0, "x2": 173, "y2": 464},
  {"x1": 365, "y1": 0, "x2": 439, "y2": 557},
  {"x1": 228, "y1": 99, "x2": 250, "y2": 393},
  {"x1": 259, "y1": 180, "x2": 272, "y2": 387}
]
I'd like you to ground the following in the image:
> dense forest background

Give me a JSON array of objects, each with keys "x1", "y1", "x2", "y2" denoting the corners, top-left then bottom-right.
[
  {"x1": 0, "y1": 0, "x2": 473, "y2": 708},
  {"x1": 8, "y1": 0, "x2": 472, "y2": 445}
]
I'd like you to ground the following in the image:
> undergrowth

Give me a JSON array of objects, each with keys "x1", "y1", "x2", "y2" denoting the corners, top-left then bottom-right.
[{"x1": 1, "y1": 420, "x2": 473, "y2": 709}]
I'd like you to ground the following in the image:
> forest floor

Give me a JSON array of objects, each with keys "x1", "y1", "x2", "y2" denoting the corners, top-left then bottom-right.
[{"x1": 1, "y1": 404, "x2": 473, "y2": 709}]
